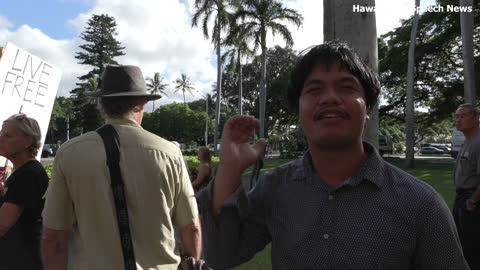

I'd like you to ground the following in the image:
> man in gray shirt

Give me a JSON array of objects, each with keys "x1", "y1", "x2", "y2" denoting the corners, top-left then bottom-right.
[
  {"x1": 197, "y1": 41, "x2": 469, "y2": 269},
  {"x1": 453, "y1": 103, "x2": 480, "y2": 269}
]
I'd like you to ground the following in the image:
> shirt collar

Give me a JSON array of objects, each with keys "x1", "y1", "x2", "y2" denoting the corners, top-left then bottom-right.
[
  {"x1": 299, "y1": 142, "x2": 385, "y2": 189},
  {"x1": 349, "y1": 142, "x2": 385, "y2": 189},
  {"x1": 470, "y1": 129, "x2": 480, "y2": 140},
  {"x1": 105, "y1": 117, "x2": 142, "y2": 128}
]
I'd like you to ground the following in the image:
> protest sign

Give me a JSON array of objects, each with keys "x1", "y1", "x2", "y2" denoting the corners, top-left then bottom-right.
[{"x1": 0, "y1": 42, "x2": 62, "y2": 165}]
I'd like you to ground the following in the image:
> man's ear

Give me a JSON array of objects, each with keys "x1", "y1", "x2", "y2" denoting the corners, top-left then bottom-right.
[
  {"x1": 365, "y1": 114, "x2": 370, "y2": 121},
  {"x1": 134, "y1": 101, "x2": 146, "y2": 113}
]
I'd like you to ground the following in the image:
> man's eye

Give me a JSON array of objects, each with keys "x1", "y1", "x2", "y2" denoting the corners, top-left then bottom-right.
[
  {"x1": 304, "y1": 87, "x2": 321, "y2": 94},
  {"x1": 340, "y1": 85, "x2": 357, "y2": 91}
]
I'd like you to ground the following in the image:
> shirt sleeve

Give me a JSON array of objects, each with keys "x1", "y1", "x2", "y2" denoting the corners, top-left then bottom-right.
[
  {"x1": 473, "y1": 144, "x2": 480, "y2": 189},
  {"x1": 468, "y1": 143, "x2": 480, "y2": 192},
  {"x1": 172, "y1": 155, "x2": 198, "y2": 228},
  {"x1": 42, "y1": 151, "x2": 76, "y2": 230},
  {"x1": 412, "y1": 192, "x2": 469, "y2": 269},
  {"x1": 196, "y1": 173, "x2": 272, "y2": 269}
]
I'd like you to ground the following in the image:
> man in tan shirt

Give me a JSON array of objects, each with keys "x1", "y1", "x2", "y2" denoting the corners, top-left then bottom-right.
[{"x1": 41, "y1": 65, "x2": 200, "y2": 270}]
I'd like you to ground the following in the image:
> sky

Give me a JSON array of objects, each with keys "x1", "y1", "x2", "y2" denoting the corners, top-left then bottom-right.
[{"x1": 0, "y1": 0, "x2": 437, "y2": 111}]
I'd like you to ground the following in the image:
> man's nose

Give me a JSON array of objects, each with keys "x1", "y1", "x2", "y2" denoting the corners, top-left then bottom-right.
[{"x1": 319, "y1": 87, "x2": 342, "y2": 105}]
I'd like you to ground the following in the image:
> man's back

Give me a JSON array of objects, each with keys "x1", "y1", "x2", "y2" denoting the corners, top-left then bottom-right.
[{"x1": 43, "y1": 118, "x2": 197, "y2": 270}]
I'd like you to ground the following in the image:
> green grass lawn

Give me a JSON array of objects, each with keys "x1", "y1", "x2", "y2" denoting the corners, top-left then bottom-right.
[
  {"x1": 232, "y1": 157, "x2": 456, "y2": 270},
  {"x1": 385, "y1": 157, "x2": 456, "y2": 207}
]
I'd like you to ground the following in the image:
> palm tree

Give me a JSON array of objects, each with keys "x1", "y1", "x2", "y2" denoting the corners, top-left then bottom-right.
[
  {"x1": 146, "y1": 72, "x2": 168, "y2": 111},
  {"x1": 204, "y1": 93, "x2": 211, "y2": 146},
  {"x1": 231, "y1": 0, "x2": 303, "y2": 138},
  {"x1": 174, "y1": 73, "x2": 195, "y2": 107},
  {"x1": 84, "y1": 76, "x2": 98, "y2": 93},
  {"x1": 324, "y1": 0, "x2": 379, "y2": 149},
  {"x1": 192, "y1": 0, "x2": 232, "y2": 152},
  {"x1": 405, "y1": 0, "x2": 421, "y2": 168},
  {"x1": 222, "y1": 29, "x2": 254, "y2": 115},
  {"x1": 459, "y1": 0, "x2": 476, "y2": 103}
]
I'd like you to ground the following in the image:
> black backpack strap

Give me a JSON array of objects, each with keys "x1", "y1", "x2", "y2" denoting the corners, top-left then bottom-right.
[{"x1": 96, "y1": 124, "x2": 137, "y2": 270}]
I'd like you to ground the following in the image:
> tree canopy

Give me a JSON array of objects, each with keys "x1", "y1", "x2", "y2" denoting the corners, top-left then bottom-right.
[{"x1": 70, "y1": 14, "x2": 125, "y2": 135}]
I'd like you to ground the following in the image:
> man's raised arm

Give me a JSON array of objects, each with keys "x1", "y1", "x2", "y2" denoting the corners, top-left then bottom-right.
[{"x1": 212, "y1": 115, "x2": 266, "y2": 215}]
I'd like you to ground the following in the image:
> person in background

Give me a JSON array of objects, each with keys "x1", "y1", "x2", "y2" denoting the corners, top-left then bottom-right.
[
  {"x1": 0, "y1": 113, "x2": 49, "y2": 270},
  {"x1": 191, "y1": 147, "x2": 212, "y2": 191},
  {"x1": 453, "y1": 103, "x2": 480, "y2": 269},
  {"x1": 196, "y1": 40, "x2": 469, "y2": 269},
  {"x1": 41, "y1": 65, "x2": 201, "y2": 270}
]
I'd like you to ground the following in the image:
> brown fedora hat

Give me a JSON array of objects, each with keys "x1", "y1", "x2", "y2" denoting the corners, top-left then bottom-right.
[{"x1": 86, "y1": 64, "x2": 161, "y2": 101}]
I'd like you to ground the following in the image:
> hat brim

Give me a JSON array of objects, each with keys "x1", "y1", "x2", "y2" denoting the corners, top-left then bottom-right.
[{"x1": 86, "y1": 91, "x2": 161, "y2": 101}]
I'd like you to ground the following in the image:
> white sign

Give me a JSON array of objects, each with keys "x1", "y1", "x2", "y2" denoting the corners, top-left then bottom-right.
[{"x1": 0, "y1": 42, "x2": 62, "y2": 164}]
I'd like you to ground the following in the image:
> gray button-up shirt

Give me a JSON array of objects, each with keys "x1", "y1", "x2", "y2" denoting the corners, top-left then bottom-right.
[
  {"x1": 454, "y1": 129, "x2": 480, "y2": 190},
  {"x1": 197, "y1": 143, "x2": 469, "y2": 270}
]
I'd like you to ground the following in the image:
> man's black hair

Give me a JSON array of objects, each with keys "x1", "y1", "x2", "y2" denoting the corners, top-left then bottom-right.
[{"x1": 287, "y1": 40, "x2": 381, "y2": 113}]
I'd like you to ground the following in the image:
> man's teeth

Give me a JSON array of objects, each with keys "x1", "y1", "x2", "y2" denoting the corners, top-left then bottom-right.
[{"x1": 323, "y1": 114, "x2": 342, "y2": 118}]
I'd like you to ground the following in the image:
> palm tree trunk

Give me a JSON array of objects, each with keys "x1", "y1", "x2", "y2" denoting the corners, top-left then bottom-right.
[
  {"x1": 324, "y1": 0, "x2": 379, "y2": 149},
  {"x1": 238, "y1": 53, "x2": 243, "y2": 115},
  {"x1": 152, "y1": 100, "x2": 155, "y2": 112},
  {"x1": 259, "y1": 28, "x2": 267, "y2": 138},
  {"x1": 205, "y1": 95, "x2": 209, "y2": 146},
  {"x1": 460, "y1": 0, "x2": 476, "y2": 103},
  {"x1": 66, "y1": 115, "x2": 70, "y2": 141},
  {"x1": 213, "y1": 19, "x2": 223, "y2": 153},
  {"x1": 406, "y1": 0, "x2": 420, "y2": 168}
]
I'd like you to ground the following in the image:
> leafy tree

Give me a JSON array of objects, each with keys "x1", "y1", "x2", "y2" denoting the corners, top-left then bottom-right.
[
  {"x1": 220, "y1": 45, "x2": 298, "y2": 152},
  {"x1": 46, "y1": 96, "x2": 75, "y2": 144},
  {"x1": 174, "y1": 73, "x2": 195, "y2": 106},
  {"x1": 231, "y1": 0, "x2": 302, "y2": 138},
  {"x1": 75, "y1": 14, "x2": 125, "y2": 80},
  {"x1": 222, "y1": 20, "x2": 254, "y2": 115},
  {"x1": 189, "y1": 94, "x2": 215, "y2": 115},
  {"x1": 263, "y1": 46, "x2": 297, "y2": 130},
  {"x1": 70, "y1": 14, "x2": 125, "y2": 134},
  {"x1": 142, "y1": 103, "x2": 210, "y2": 145},
  {"x1": 379, "y1": 0, "x2": 480, "y2": 127},
  {"x1": 146, "y1": 72, "x2": 168, "y2": 111},
  {"x1": 46, "y1": 97, "x2": 66, "y2": 144},
  {"x1": 380, "y1": 112, "x2": 454, "y2": 153},
  {"x1": 192, "y1": 0, "x2": 232, "y2": 152},
  {"x1": 169, "y1": 45, "x2": 297, "y2": 149}
]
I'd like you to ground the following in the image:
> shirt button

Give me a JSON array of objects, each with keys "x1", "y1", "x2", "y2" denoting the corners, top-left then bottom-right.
[
  {"x1": 328, "y1": 195, "x2": 334, "y2": 200},
  {"x1": 323, "y1": 234, "x2": 329, "y2": 239}
]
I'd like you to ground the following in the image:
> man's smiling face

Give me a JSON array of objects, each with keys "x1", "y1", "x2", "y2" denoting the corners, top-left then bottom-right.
[{"x1": 299, "y1": 62, "x2": 368, "y2": 149}]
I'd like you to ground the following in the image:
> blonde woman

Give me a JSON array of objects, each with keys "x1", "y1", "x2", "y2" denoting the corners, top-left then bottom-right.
[{"x1": 0, "y1": 113, "x2": 49, "y2": 270}]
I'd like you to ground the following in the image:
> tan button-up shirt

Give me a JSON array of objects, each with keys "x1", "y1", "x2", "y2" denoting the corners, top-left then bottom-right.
[{"x1": 43, "y1": 118, "x2": 197, "y2": 270}]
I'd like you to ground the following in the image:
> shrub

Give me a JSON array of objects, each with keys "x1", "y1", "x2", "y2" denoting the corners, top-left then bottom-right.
[
  {"x1": 182, "y1": 149, "x2": 199, "y2": 156},
  {"x1": 184, "y1": 155, "x2": 220, "y2": 176},
  {"x1": 44, "y1": 164, "x2": 53, "y2": 179}
]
